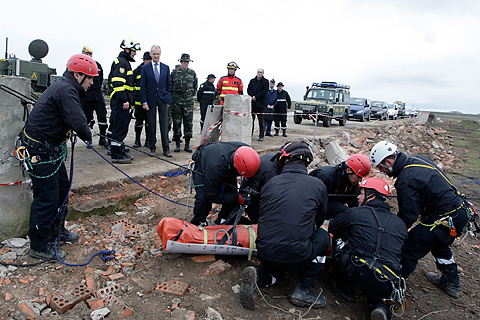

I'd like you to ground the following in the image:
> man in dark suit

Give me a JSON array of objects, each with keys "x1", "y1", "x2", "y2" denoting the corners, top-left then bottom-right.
[
  {"x1": 247, "y1": 69, "x2": 269, "y2": 141},
  {"x1": 140, "y1": 45, "x2": 173, "y2": 157}
]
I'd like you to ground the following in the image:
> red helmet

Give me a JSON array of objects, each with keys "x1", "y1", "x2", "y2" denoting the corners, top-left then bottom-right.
[
  {"x1": 346, "y1": 154, "x2": 371, "y2": 178},
  {"x1": 66, "y1": 54, "x2": 98, "y2": 76},
  {"x1": 233, "y1": 146, "x2": 260, "y2": 178},
  {"x1": 359, "y1": 178, "x2": 390, "y2": 197}
]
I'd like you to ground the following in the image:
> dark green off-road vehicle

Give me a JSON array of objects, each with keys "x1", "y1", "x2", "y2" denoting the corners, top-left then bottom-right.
[{"x1": 294, "y1": 82, "x2": 350, "y2": 127}]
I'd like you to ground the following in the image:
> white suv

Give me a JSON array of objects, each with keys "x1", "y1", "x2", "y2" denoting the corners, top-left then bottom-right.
[{"x1": 387, "y1": 103, "x2": 398, "y2": 120}]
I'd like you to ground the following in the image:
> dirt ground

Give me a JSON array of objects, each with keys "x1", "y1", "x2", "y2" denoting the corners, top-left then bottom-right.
[{"x1": 1, "y1": 112, "x2": 480, "y2": 320}]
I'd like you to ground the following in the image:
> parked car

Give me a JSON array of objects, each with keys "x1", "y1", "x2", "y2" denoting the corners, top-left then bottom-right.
[
  {"x1": 349, "y1": 97, "x2": 371, "y2": 122},
  {"x1": 387, "y1": 103, "x2": 399, "y2": 120},
  {"x1": 370, "y1": 101, "x2": 388, "y2": 120}
]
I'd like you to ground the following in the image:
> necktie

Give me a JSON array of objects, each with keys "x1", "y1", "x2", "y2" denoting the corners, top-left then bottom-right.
[{"x1": 154, "y1": 63, "x2": 160, "y2": 83}]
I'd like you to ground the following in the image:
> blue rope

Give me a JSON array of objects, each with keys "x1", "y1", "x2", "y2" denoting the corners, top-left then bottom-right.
[
  {"x1": 53, "y1": 236, "x2": 115, "y2": 266},
  {"x1": 87, "y1": 142, "x2": 194, "y2": 208}
]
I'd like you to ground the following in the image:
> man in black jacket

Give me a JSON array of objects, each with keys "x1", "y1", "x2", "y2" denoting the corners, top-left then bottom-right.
[
  {"x1": 370, "y1": 141, "x2": 469, "y2": 298},
  {"x1": 80, "y1": 46, "x2": 108, "y2": 148},
  {"x1": 197, "y1": 74, "x2": 217, "y2": 132},
  {"x1": 247, "y1": 69, "x2": 269, "y2": 141},
  {"x1": 239, "y1": 152, "x2": 281, "y2": 223},
  {"x1": 309, "y1": 154, "x2": 371, "y2": 219},
  {"x1": 240, "y1": 141, "x2": 330, "y2": 310},
  {"x1": 329, "y1": 178, "x2": 408, "y2": 320},
  {"x1": 21, "y1": 54, "x2": 97, "y2": 260},
  {"x1": 107, "y1": 39, "x2": 140, "y2": 163},
  {"x1": 191, "y1": 142, "x2": 260, "y2": 226},
  {"x1": 132, "y1": 51, "x2": 152, "y2": 148}
]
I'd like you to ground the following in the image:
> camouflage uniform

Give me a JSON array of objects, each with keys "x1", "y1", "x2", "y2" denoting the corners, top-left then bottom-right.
[{"x1": 170, "y1": 65, "x2": 198, "y2": 142}]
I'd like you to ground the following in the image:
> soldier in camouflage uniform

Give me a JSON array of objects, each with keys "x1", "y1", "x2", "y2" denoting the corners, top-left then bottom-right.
[{"x1": 171, "y1": 53, "x2": 198, "y2": 153}]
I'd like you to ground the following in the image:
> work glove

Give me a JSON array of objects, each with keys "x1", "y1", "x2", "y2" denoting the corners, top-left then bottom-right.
[{"x1": 239, "y1": 193, "x2": 251, "y2": 206}]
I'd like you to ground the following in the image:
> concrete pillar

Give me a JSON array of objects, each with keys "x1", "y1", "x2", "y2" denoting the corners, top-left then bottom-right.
[
  {"x1": 0, "y1": 76, "x2": 33, "y2": 241},
  {"x1": 222, "y1": 95, "x2": 252, "y2": 145}
]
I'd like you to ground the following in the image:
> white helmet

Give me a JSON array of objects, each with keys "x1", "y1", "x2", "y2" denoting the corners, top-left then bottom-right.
[
  {"x1": 120, "y1": 39, "x2": 141, "y2": 51},
  {"x1": 370, "y1": 141, "x2": 398, "y2": 167}
]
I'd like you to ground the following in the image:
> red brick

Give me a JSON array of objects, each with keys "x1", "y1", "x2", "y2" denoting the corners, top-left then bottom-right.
[
  {"x1": 155, "y1": 280, "x2": 189, "y2": 296},
  {"x1": 190, "y1": 255, "x2": 216, "y2": 263},
  {"x1": 88, "y1": 298, "x2": 105, "y2": 310},
  {"x1": 0, "y1": 247, "x2": 11, "y2": 255},
  {"x1": 17, "y1": 301, "x2": 36, "y2": 319},
  {"x1": 4, "y1": 292, "x2": 13, "y2": 301},
  {"x1": 108, "y1": 273, "x2": 125, "y2": 281},
  {"x1": 18, "y1": 278, "x2": 29, "y2": 285}
]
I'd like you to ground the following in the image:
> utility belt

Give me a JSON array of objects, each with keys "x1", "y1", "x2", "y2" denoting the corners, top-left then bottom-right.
[
  {"x1": 418, "y1": 198, "x2": 468, "y2": 238},
  {"x1": 351, "y1": 255, "x2": 406, "y2": 316},
  {"x1": 20, "y1": 130, "x2": 62, "y2": 153},
  {"x1": 17, "y1": 129, "x2": 68, "y2": 178}
]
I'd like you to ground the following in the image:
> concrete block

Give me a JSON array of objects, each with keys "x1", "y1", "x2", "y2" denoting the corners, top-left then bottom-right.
[
  {"x1": 222, "y1": 95, "x2": 252, "y2": 145},
  {"x1": 325, "y1": 141, "x2": 349, "y2": 165},
  {"x1": 0, "y1": 76, "x2": 33, "y2": 241}
]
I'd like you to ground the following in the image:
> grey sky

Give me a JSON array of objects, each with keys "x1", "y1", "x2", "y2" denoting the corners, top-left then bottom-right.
[{"x1": 1, "y1": 0, "x2": 479, "y2": 113}]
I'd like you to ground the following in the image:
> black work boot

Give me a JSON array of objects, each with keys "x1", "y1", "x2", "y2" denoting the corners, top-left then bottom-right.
[
  {"x1": 282, "y1": 129, "x2": 287, "y2": 137},
  {"x1": 99, "y1": 137, "x2": 107, "y2": 147},
  {"x1": 370, "y1": 303, "x2": 390, "y2": 320},
  {"x1": 111, "y1": 146, "x2": 132, "y2": 164},
  {"x1": 184, "y1": 138, "x2": 192, "y2": 153},
  {"x1": 133, "y1": 129, "x2": 142, "y2": 148},
  {"x1": 289, "y1": 283, "x2": 326, "y2": 308},
  {"x1": 174, "y1": 140, "x2": 181, "y2": 153},
  {"x1": 240, "y1": 266, "x2": 257, "y2": 310},
  {"x1": 99, "y1": 126, "x2": 108, "y2": 147},
  {"x1": 30, "y1": 246, "x2": 67, "y2": 260},
  {"x1": 425, "y1": 271, "x2": 462, "y2": 298},
  {"x1": 274, "y1": 129, "x2": 279, "y2": 136}
]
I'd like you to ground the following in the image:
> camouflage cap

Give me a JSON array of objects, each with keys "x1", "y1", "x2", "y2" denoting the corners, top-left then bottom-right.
[{"x1": 179, "y1": 53, "x2": 193, "y2": 62}]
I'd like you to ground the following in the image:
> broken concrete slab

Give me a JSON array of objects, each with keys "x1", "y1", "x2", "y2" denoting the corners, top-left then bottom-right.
[{"x1": 325, "y1": 141, "x2": 349, "y2": 165}]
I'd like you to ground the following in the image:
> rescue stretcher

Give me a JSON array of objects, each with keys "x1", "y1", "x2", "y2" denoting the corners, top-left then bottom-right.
[{"x1": 157, "y1": 217, "x2": 258, "y2": 259}]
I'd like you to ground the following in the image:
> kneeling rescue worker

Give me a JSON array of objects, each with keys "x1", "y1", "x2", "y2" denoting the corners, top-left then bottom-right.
[
  {"x1": 20, "y1": 54, "x2": 98, "y2": 260},
  {"x1": 370, "y1": 141, "x2": 470, "y2": 298},
  {"x1": 190, "y1": 142, "x2": 260, "y2": 226},
  {"x1": 240, "y1": 141, "x2": 330, "y2": 310},
  {"x1": 309, "y1": 153, "x2": 371, "y2": 219},
  {"x1": 329, "y1": 178, "x2": 408, "y2": 320}
]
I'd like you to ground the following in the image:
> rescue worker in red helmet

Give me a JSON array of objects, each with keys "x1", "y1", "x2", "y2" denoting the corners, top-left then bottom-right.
[
  {"x1": 329, "y1": 178, "x2": 408, "y2": 320},
  {"x1": 309, "y1": 153, "x2": 371, "y2": 219},
  {"x1": 240, "y1": 141, "x2": 330, "y2": 310},
  {"x1": 190, "y1": 142, "x2": 260, "y2": 226},
  {"x1": 20, "y1": 54, "x2": 97, "y2": 260},
  {"x1": 216, "y1": 61, "x2": 243, "y2": 105}
]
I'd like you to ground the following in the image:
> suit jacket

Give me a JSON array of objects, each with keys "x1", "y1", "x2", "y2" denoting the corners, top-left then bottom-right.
[{"x1": 140, "y1": 61, "x2": 172, "y2": 105}]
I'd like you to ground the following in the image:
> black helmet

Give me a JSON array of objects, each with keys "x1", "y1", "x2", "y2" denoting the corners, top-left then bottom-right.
[
  {"x1": 277, "y1": 141, "x2": 313, "y2": 166},
  {"x1": 142, "y1": 51, "x2": 152, "y2": 60}
]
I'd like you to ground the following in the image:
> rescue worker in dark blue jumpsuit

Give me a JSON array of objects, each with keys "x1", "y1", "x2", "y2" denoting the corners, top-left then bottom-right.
[
  {"x1": 196, "y1": 74, "x2": 217, "y2": 133},
  {"x1": 132, "y1": 51, "x2": 152, "y2": 148},
  {"x1": 329, "y1": 178, "x2": 408, "y2": 320},
  {"x1": 79, "y1": 46, "x2": 108, "y2": 148},
  {"x1": 371, "y1": 141, "x2": 469, "y2": 298},
  {"x1": 21, "y1": 54, "x2": 97, "y2": 260},
  {"x1": 190, "y1": 142, "x2": 260, "y2": 226},
  {"x1": 240, "y1": 141, "x2": 330, "y2": 310},
  {"x1": 309, "y1": 154, "x2": 371, "y2": 219}
]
